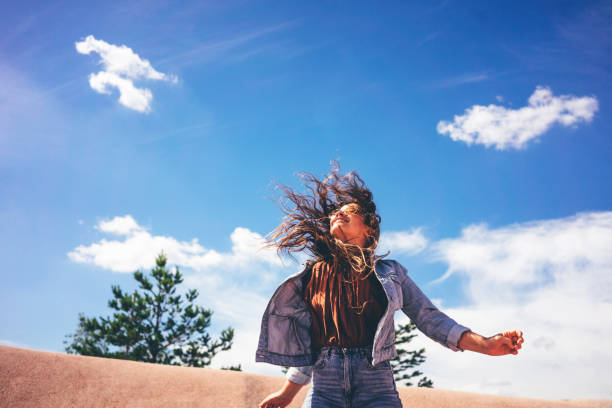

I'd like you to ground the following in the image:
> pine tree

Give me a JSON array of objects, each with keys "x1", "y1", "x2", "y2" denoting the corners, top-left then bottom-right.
[
  {"x1": 390, "y1": 322, "x2": 433, "y2": 387},
  {"x1": 65, "y1": 253, "x2": 237, "y2": 369}
]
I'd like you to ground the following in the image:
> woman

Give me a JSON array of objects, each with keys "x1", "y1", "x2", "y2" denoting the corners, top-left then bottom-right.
[{"x1": 256, "y1": 169, "x2": 524, "y2": 408}]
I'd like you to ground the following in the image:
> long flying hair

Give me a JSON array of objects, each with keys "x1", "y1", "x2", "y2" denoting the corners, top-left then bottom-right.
[{"x1": 267, "y1": 164, "x2": 383, "y2": 283}]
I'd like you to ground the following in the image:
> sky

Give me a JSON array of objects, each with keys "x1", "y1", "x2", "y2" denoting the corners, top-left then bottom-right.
[{"x1": 1, "y1": 0, "x2": 611, "y2": 400}]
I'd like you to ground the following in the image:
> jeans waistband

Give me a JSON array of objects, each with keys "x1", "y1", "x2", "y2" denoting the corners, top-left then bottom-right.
[{"x1": 319, "y1": 344, "x2": 373, "y2": 356}]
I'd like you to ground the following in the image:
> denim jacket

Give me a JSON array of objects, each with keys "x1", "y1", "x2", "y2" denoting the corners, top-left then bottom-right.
[{"x1": 255, "y1": 259, "x2": 470, "y2": 385}]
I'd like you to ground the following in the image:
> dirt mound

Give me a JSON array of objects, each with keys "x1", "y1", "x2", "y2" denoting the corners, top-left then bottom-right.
[{"x1": 0, "y1": 346, "x2": 609, "y2": 408}]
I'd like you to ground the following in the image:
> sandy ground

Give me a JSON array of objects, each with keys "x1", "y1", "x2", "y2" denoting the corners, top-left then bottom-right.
[{"x1": 0, "y1": 346, "x2": 609, "y2": 408}]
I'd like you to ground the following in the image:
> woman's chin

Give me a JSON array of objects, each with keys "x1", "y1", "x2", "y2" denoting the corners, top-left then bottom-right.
[{"x1": 330, "y1": 228, "x2": 344, "y2": 241}]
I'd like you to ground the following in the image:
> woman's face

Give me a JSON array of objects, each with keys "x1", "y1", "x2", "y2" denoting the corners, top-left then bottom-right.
[{"x1": 329, "y1": 203, "x2": 372, "y2": 248}]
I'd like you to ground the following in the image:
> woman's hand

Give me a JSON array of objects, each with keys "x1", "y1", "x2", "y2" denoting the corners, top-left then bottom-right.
[
  {"x1": 259, "y1": 379, "x2": 303, "y2": 408},
  {"x1": 459, "y1": 329, "x2": 524, "y2": 356},
  {"x1": 258, "y1": 390, "x2": 294, "y2": 408},
  {"x1": 484, "y1": 330, "x2": 524, "y2": 356}
]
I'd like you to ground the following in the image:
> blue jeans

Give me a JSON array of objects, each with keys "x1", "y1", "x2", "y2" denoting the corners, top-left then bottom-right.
[{"x1": 301, "y1": 346, "x2": 402, "y2": 408}]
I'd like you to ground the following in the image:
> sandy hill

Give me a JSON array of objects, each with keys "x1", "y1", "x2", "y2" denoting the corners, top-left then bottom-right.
[{"x1": 1, "y1": 346, "x2": 609, "y2": 408}]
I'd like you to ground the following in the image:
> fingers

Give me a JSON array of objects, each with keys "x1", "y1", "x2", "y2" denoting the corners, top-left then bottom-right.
[
  {"x1": 503, "y1": 329, "x2": 523, "y2": 339},
  {"x1": 500, "y1": 336, "x2": 515, "y2": 354},
  {"x1": 259, "y1": 397, "x2": 286, "y2": 408},
  {"x1": 503, "y1": 330, "x2": 524, "y2": 345},
  {"x1": 501, "y1": 329, "x2": 524, "y2": 354},
  {"x1": 259, "y1": 397, "x2": 274, "y2": 408}
]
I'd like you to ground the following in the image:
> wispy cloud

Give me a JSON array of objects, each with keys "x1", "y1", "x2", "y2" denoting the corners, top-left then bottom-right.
[
  {"x1": 417, "y1": 31, "x2": 443, "y2": 48},
  {"x1": 431, "y1": 72, "x2": 492, "y2": 88},
  {"x1": 156, "y1": 21, "x2": 298, "y2": 68},
  {"x1": 422, "y1": 0, "x2": 451, "y2": 15},
  {"x1": 437, "y1": 86, "x2": 598, "y2": 150},
  {"x1": 0, "y1": 3, "x2": 62, "y2": 52},
  {"x1": 136, "y1": 122, "x2": 213, "y2": 145},
  {"x1": 414, "y1": 211, "x2": 612, "y2": 398},
  {"x1": 0, "y1": 64, "x2": 69, "y2": 164},
  {"x1": 75, "y1": 35, "x2": 177, "y2": 113},
  {"x1": 556, "y1": 2, "x2": 612, "y2": 63}
]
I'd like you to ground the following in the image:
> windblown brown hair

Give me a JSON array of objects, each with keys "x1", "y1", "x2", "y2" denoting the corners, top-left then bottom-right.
[{"x1": 266, "y1": 164, "x2": 384, "y2": 281}]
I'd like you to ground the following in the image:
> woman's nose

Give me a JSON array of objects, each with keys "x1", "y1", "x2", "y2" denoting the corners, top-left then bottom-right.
[{"x1": 334, "y1": 211, "x2": 347, "y2": 221}]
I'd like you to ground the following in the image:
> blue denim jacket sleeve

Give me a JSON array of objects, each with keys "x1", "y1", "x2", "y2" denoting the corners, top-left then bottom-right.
[
  {"x1": 396, "y1": 261, "x2": 470, "y2": 351},
  {"x1": 285, "y1": 365, "x2": 313, "y2": 385}
]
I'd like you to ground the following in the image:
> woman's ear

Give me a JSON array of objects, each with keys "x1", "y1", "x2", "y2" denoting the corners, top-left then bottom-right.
[{"x1": 365, "y1": 227, "x2": 374, "y2": 243}]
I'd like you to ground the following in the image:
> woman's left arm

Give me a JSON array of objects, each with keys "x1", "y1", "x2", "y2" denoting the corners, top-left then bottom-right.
[
  {"x1": 396, "y1": 261, "x2": 470, "y2": 351},
  {"x1": 394, "y1": 261, "x2": 524, "y2": 356},
  {"x1": 458, "y1": 330, "x2": 524, "y2": 356}
]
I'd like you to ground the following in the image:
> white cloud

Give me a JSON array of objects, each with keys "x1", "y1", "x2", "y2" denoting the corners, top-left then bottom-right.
[
  {"x1": 75, "y1": 35, "x2": 177, "y2": 113},
  {"x1": 68, "y1": 215, "x2": 282, "y2": 273},
  {"x1": 88, "y1": 71, "x2": 153, "y2": 113},
  {"x1": 437, "y1": 86, "x2": 598, "y2": 150},
  {"x1": 96, "y1": 215, "x2": 143, "y2": 235},
  {"x1": 378, "y1": 228, "x2": 428, "y2": 255},
  {"x1": 415, "y1": 211, "x2": 612, "y2": 399}
]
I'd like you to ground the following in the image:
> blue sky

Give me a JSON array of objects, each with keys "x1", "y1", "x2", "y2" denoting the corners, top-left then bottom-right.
[{"x1": 1, "y1": 0, "x2": 611, "y2": 400}]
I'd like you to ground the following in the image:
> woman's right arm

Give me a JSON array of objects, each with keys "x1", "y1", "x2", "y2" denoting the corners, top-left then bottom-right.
[{"x1": 258, "y1": 379, "x2": 304, "y2": 408}]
